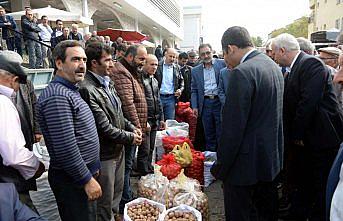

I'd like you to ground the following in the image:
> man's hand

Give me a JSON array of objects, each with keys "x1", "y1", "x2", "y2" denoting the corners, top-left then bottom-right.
[
  {"x1": 193, "y1": 108, "x2": 198, "y2": 118},
  {"x1": 159, "y1": 121, "x2": 166, "y2": 130},
  {"x1": 33, "y1": 162, "x2": 45, "y2": 179},
  {"x1": 34, "y1": 133, "x2": 43, "y2": 143},
  {"x1": 84, "y1": 177, "x2": 102, "y2": 201},
  {"x1": 132, "y1": 133, "x2": 142, "y2": 145},
  {"x1": 134, "y1": 128, "x2": 142, "y2": 137},
  {"x1": 174, "y1": 89, "x2": 182, "y2": 98},
  {"x1": 146, "y1": 122, "x2": 151, "y2": 132},
  {"x1": 294, "y1": 140, "x2": 304, "y2": 146}
]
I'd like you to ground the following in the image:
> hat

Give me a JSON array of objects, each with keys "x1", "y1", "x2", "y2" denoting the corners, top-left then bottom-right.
[
  {"x1": 318, "y1": 47, "x2": 342, "y2": 57},
  {"x1": 188, "y1": 50, "x2": 197, "y2": 57},
  {"x1": 0, "y1": 51, "x2": 27, "y2": 84}
]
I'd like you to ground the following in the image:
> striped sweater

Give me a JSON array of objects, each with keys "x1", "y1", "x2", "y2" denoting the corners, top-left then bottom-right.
[{"x1": 37, "y1": 76, "x2": 100, "y2": 185}]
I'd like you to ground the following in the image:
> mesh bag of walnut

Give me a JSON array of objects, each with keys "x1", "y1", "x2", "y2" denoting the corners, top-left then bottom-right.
[{"x1": 161, "y1": 204, "x2": 202, "y2": 221}]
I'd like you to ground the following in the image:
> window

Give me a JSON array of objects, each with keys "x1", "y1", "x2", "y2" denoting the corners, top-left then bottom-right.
[
  {"x1": 325, "y1": 0, "x2": 327, "y2": 3},
  {"x1": 341, "y1": 17, "x2": 343, "y2": 31},
  {"x1": 337, "y1": 0, "x2": 341, "y2": 4},
  {"x1": 336, "y1": 19, "x2": 340, "y2": 29},
  {"x1": 324, "y1": 24, "x2": 327, "y2": 30},
  {"x1": 317, "y1": 2, "x2": 320, "y2": 7}
]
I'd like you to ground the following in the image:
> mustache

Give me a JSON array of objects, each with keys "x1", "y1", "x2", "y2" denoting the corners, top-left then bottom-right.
[{"x1": 75, "y1": 67, "x2": 85, "y2": 73}]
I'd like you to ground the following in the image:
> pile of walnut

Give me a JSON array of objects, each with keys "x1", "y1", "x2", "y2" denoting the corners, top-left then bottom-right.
[
  {"x1": 163, "y1": 211, "x2": 197, "y2": 221},
  {"x1": 127, "y1": 201, "x2": 161, "y2": 221}
]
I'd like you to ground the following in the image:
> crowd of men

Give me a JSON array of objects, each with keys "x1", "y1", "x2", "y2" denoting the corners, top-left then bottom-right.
[{"x1": 1, "y1": 8, "x2": 343, "y2": 221}]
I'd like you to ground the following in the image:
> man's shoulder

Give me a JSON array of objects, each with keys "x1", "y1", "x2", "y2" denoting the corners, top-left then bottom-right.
[{"x1": 38, "y1": 82, "x2": 75, "y2": 103}]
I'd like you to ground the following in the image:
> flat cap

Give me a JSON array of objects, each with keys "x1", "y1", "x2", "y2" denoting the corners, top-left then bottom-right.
[
  {"x1": 318, "y1": 47, "x2": 342, "y2": 57},
  {"x1": 0, "y1": 51, "x2": 27, "y2": 84},
  {"x1": 187, "y1": 50, "x2": 197, "y2": 57}
]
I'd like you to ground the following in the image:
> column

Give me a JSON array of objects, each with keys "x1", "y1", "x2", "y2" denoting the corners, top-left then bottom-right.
[{"x1": 82, "y1": 0, "x2": 89, "y2": 33}]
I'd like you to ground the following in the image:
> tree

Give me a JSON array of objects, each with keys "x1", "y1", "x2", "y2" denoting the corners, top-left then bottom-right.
[
  {"x1": 251, "y1": 36, "x2": 263, "y2": 47},
  {"x1": 270, "y1": 16, "x2": 309, "y2": 38}
]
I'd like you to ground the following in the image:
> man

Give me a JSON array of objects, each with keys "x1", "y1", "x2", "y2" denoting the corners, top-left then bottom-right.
[
  {"x1": 79, "y1": 42, "x2": 142, "y2": 221},
  {"x1": 38, "y1": 15, "x2": 53, "y2": 68},
  {"x1": 179, "y1": 52, "x2": 192, "y2": 102},
  {"x1": 191, "y1": 43, "x2": 226, "y2": 151},
  {"x1": 56, "y1": 27, "x2": 72, "y2": 45},
  {"x1": 264, "y1": 38, "x2": 274, "y2": 59},
  {"x1": 115, "y1": 44, "x2": 126, "y2": 60},
  {"x1": 297, "y1": 37, "x2": 315, "y2": 55},
  {"x1": 318, "y1": 47, "x2": 341, "y2": 71},
  {"x1": 187, "y1": 50, "x2": 199, "y2": 67},
  {"x1": 21, "y1": 9, "x2": 42, "y2": 69},
  {"x1": 50, "y1": 19, "x2": 63, "y2": 49},
  {"x1": 37, "y1": 40, "x2": 102, "y2": 221},
  {"x1": 154, "y1": 45, "x2": 163, "y2": 62},
  {"x1": 143, "y1": 54, "x2": 165, "y2": 172},
  {"x1": 0, "y1": 6, "x2": 18, "y2": 53},
  {"x1": 110, "y1": 45, "x2": 148, "y2": 211},
  {"x1": 0, "y1": 60, "x2": 45, "y2": 206},
  {"x1": 272, "y1": 33, "x2": 343, "y2": 221},
  {"x1": 104, "y1": 36, "x2": 112, "y2": 47},
  {"x1": 211, "y1": 26, "x2": 284, "y2": 221},
  {"x1": 155, "y1": 47, "x2": 184, "y2": 120},
  {"x1": 0, "y1": 183, "x2": 46, "y2": 221},
  {"x1": 69, "y1": 23, "x2": 83, "y2": 41}
]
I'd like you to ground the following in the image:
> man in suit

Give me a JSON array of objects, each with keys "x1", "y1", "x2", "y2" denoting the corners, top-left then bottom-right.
[
  {"x1": 218, "y1": 67, "x2": 230, "y2": 108},
  {"x1": 211, "y1": 26, "x2": 284, "y2": 221},
  {"x1": 155, "y1": 48, "x2": 184, "y2": 120},
  {"x1": 272, "y1": 33, "x2": 343, "y2": 221},
  {"x1": 0, "y1": 6, "x2": 20, "y2": 54},
  {"x1": 0, "y1": 183, "x2": 46, "y2": 221},
  {"x1": 191, "y1": 43, "x2": 226, "y2": 151}
]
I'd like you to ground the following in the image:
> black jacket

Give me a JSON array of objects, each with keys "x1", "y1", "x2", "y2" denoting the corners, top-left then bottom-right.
[
  {"x1": 79, "y1": 71, "x2": 136, "y2": 160},
  {"x1": 155, "y1": 61, "x2": 184, "y2": 94},
  {"x1": 211, "y1": 51, "x2": 284, "y2": 185},
  {"x1": 179, "y1": 65, "x2": 192, "y2": 102},
  {"x1": 21, "y1": 16, "x2": 41, "y2": 41},
  {"x1": 283, "y1": 51, "x2": 343, "y2": 150},
  {"x1": 142, "y1": 72, "x2": 164, "y2": 127}
]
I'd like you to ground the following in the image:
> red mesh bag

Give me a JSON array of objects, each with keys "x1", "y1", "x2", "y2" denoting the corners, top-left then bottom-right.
[
  {"x1": 175, "y1": 102, "x2": 197, "y2": 142},
  {"x1": 162, "y1": 136, "x2": 193, "y2": 153},
  {"x1": 176, "y1": 102, "x2": 190, "y2": 116},
  {"x1": 156, "y1": 154, "x2": 182, "y2": 180},
  {"x1": 184, "y1": 150, "x2": 205, "y2": 185}
]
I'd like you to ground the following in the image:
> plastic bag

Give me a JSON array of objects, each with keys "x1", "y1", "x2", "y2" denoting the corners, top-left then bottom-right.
[
  {"x1": 165, "y1": 120, "x2": 189, "y2": 137},
  {"x1": 161, "y1": 204, "x2": 202, "y2": 221},
  {"x1": 124, "y1": 197, "x2": 166, "y2": 221},
  {"x1": 138, "y1": 167, "x2": 170, "y2": 205},
  {"x1": 156, "y1": 154, "x2": 182, "y2": 180},
  {"x1": 203, "y1": 151, "x2": 217, "y2": 187},
  {"x1": 155, "y1": 130, "x2": 168, "y2": 161},
  {"x1": 185, "y1": 150, "x2": 205, "y2": 185},
  {"x1": 162, "y1": 136, "x2": 193, "y2": 153},
  {"x1": 171, "y1": 142, "x2": 193, "y2": 168}
]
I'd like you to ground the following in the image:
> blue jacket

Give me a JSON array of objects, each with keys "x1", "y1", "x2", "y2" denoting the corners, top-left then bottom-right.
[
  {"x1": 326, "y1": 143, "x2": 343, "y2": 220},
  {"x1": 218, "y1": 67, "x2": 230, "y2": 106},
  {"x1": 0, "y1": 183, "x2": 46, "y2": 221},
  {"x1": 0, "y1": 15, "x2": 17, "y2": 39},
  {"x1": 191, "y1": 59, "x2": 226, "y2": 116}
]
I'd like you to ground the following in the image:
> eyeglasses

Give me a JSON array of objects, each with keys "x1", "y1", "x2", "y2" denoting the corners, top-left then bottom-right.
[{"x1": 200, "y1": 51, "x2": 211, "y2": 56}]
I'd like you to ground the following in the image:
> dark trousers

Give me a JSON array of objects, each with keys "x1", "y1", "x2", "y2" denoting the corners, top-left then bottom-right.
[
  {"x1": 285, "y1": 144, "x2": 337, "y2": 221},
  {"x1": 6, "y1": 37, "x2": 15, "y2": 51},
  {"x1": 48, "y1": 171, "x2": 96, "y2": 221},
  {"x1": 201, "y1": 97, "x2": 222, "y2": 151},
  {"x1": 148, "y1": 129, "x2": 157, "y2": 170},
  {"x1": 224, "y1": 180, "x2": 278, "y2": 221},
  {"x1": 137, "y1": 132, "x2": 151, "y2": 174}
]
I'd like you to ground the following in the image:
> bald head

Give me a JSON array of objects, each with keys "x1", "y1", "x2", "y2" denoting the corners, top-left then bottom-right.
[
  {"x1": 144, "y1": 54, "x2": 158, "y2": 75},
  {"x1": 165, "y1": 48, "x2": 177, "y2": 64}
]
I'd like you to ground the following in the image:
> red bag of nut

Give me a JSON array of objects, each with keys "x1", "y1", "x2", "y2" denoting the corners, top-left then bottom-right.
[
  {"x1": 156, "y1": 154, "x2": 182, "y2": 180},
  {"x1": 184, "y1": 150, "x2": 205, "y2": 185},
  {"x1": 162, "y1": 136, "x2": 193, "y2": 153}
]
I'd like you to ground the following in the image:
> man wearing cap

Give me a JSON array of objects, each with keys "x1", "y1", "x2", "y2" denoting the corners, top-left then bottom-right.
[
  {"x1": 0, "y1": 60, "x2": 45, "y2": 207},
  {"x1": 318, "y1": 47, "x2": 342, "y2": 71},
  {"x1": 187, "y1": 50, "x2": 199, "y2": 67}
]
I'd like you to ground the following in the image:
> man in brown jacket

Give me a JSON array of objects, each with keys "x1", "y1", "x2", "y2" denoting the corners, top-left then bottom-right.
[{"x1": 110, "y1": 45, "x2": 148, "y2": 211}]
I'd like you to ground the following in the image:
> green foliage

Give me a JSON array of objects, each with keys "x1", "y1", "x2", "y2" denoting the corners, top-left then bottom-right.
[
  {"x1": 251, "y1": 36, "x2": 263, "y2": 47},
  {"x1": 270, "y1": 16, "x2": 309, "y2": 38}
]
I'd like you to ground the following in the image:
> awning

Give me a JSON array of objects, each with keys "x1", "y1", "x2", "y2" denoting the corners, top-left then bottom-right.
[
  {"x1": 97, "y1": 28, "x2": 149, "y2": 42},
  {"x1": 7, "y1": 6, "x2": 93, "y2": 27}
]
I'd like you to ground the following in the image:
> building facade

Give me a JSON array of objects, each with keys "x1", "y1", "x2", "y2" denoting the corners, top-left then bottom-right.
[
  {"x1": 308, "y1": 0, "x2": 343, "y2": 36},
  {"x1": 2, "y1": 0, "x2": 183, "y2": 47},
  {"x1": 180, "y1": 5, "x2": 202, "y2": 52}
]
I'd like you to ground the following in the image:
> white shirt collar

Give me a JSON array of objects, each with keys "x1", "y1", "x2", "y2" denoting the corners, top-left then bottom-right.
[
  {"x1": 289, "y1": 51, "x2": 301, "y2": 72},
  {"x1": 0, "y1": 84, "x2": 15, "y2": 98},
  {"x1": 240, "y1": 49, "x2": 256, "y2": 64}
]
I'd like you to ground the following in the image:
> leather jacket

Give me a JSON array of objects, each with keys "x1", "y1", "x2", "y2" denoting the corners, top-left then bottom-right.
[{"x1": 79, "y1": 71, "x2": 136, "y2": 160}]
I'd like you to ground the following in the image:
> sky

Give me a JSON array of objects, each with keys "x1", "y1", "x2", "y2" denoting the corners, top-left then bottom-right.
[{"x1": 182, "y1": 0, "x2": 311, "y2": 51}]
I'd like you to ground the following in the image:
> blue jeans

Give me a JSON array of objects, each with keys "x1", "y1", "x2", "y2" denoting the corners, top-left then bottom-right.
[
  {"x1": 120, "y1": 144, "x2": 136, "y2": 211},
  {"x1": 161, "y1": 95, "x2": 176, "y2": 120},
  {"x1": 26, "y1": 40, "x2": 42, "y2": 69},
  {"x1": 201, "y1": 97, "x2": 222, "y2": 151},
  {"x1": 5, "y1": 37, "x2": 15, "y2": 51}
]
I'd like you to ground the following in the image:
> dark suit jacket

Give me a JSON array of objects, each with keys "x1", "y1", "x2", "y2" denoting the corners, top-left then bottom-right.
[
  {"x1": 191, "y1": 59, "x2": 226, "y2": 116},
  {"x1": 0, "y1": 15, "x2": 17, "y2": 39},
  {"x1": 211, "y1": 50, "x2": 284, "y2": 185},
  {"x1": 0, "y1": 183, "x2": 46, "y2": 221},
  {"x1": 283, "y1": 51, "x2": 343, "y2": 150},
  {"x1": 218, "y1": 67, "x2": 230, "y2": 106},
  {"x1": 155, "y1": 61, "x2": 184, "y2": 94}
]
